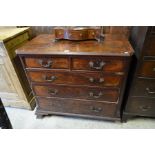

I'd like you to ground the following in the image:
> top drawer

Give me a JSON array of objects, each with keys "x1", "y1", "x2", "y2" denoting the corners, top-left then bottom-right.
[
  {"x1": 72, "y1": 57, "x2": 126, "y2": 72},
  {"x1": 24, "y1": 57, "x2": 69, "y2": 69}
]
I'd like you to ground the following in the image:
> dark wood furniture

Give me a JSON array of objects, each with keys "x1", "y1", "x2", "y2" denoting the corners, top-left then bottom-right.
[
  {"x1": 123, "y1": 26, "x2": 155, "y2": 121},
  {"x1": 0, "y1": 98, "x2": 12, "y2": 129},
  {"x1": 16, "y1": 34, "x2": 133, "y2": 121},
  {"x1": 54, "y1": 26, "x2": 102, "y2": 41}
]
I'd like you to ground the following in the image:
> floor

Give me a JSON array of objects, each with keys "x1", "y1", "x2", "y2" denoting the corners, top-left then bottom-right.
[{"x1": 5, "y1": 107, "x2": 155, "y2": 129}]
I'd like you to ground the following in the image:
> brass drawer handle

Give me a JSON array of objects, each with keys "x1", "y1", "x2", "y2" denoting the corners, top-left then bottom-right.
[
  {"x1": 90, "y1": 106, "x2": 102, "y2": 113},
  {"x1": 89, "y1": 77, "x2": 104, "y2": 83},
  {"x1": 48, "y1": 89, "x2": 58, "y2": 95},
  {"x1": 153, "y1": 68, "x2": 155, "y2": 72},
  {"x1": 89, "y1": 61, "x2": 106, "y2": 70},
  {"x1": 89, "y1": 92, "x2": 103, "y2": 99},
  {"x1": 43, "y1": 75, "x2": 57, "y2": 82},
  {"x1": 38, "y1": 59, "x2": 52, "y2": 68},
  {"x1": 140, "y1": 105, "x2": 151, "y2": 111},
  {"x1": 146, "y1": 88, "x2": 155, "y2": 94}
]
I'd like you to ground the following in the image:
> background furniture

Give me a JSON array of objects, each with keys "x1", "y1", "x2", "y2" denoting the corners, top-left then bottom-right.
[
  {"x1": 17, "y1": 33, "x2": 133, "y2": 121},
  {"x1": 123, "y1": 26, "x2": 155, "y2": 121},
  {"x1": 0, "y1": 98, "x2": 12, "y2": 129},
  {"x1": 0, "y1": 27, "x2": 35, "y2": 110}
]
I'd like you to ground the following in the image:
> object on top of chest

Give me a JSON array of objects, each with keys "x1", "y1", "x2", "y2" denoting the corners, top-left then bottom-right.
[{"x1": 53, "y1": 26, "x2": 103, "y2": 42}]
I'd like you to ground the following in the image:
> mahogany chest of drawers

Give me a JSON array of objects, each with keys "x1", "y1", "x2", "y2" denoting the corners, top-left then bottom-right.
[
  {"x1": 123, "y1": 27, "x2": 155, "y2": 121},
  {"x1": 16, "y1": 34, "x2": 133, "y2": 121}
]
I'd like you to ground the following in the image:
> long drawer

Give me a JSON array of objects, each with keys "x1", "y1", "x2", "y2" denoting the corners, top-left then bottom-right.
[
  {"x1": 37, "y1": 97, "x2": 117, "y2": 117},
  {"x1": 28, "y1": 71, "x2": 123, "y2": 87},
  {"x1": 126, "y1": 97, "x2": 155, "y2": 117},
  {"x1": 72, "y1": 57, "x2": 126, "y2": 72},
  {"x1": 33, "y1": 85, "x2": 119, "y2": 102},
  {"x1": 131, "y1": 78, "x2": 155, "y2": 97},
  {"x1": 138, "y1": 60, "x2": 155, "y2": 78}
]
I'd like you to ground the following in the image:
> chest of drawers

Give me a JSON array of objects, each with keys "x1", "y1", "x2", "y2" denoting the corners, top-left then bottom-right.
[
  {"x1": 16, "y1": 34, "x2": 133, "y2": 121},
  {"x1": 123, "y1": 27, "x2": 155, "y2": 121}
]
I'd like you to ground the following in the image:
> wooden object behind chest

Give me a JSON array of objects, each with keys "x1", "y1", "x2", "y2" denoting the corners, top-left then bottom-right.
[
  {"x1": 123, "y1": 27, "x2": 155, "y2": 121},
  {"x1": 0, "y1": 28, "x2": 35, "y2": 110},
  {"x1": 16, "y1": 34, "x2": 133, "y2": 121}
]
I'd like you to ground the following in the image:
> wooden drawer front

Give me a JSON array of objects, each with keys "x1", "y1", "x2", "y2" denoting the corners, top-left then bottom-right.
[
  {"x1": 37, "y1": 97, "x2": 117, "y2": 117},
  {"x1": 28, "y1": 71, "x2": 123, "y2": 87},
  {"x1": 132, "y1": 78, "x2": 155, "y2": 97},
  {"x1": 5, "y1": 32, "x2": 29, "y2": 50},
  {"x1": 34, "y1": 85, "x2": 119, "y2": 102},
  {"x1": 87, "y1": 29, "x2": 100, "y2": 39},
  {"x1": 72, "y1": 57, "x2": 125, "y2": 72},
  {"x1": 139, "y1": 60, "x2": 155, "y2": 78},
  {"x1": 143, "y1": 37, "x2": 155, "y2": 56},
  {"x1": 24, "y1": 57, "x2": 69, "y2": 69},
  {"x1": 126, "y1": 97, "x2": 155, "y2": 117}
]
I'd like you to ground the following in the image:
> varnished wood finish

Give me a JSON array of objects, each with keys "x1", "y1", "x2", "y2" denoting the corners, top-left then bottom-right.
[
  {"x1": 123, "y1": 26, "x2": 155, "y2": 122},
  {"x1": 54, "y1": 27, "x2": 101, "y2": 41},
  {"x1": 27, "y1": 71, "x2": 123, "y2": 87},
  {"x1": 33, "y1": 85, "x2": 119, "y2": 102},
  {"x1": 72, "y1": 57, "x2": 126, "y2": 72},
  {"x1": 25, "y1": 57, "x2": 69, "y2": 69},
  {"x1": 17, "y1": 33, "x2": 133, "y2": 121},
  {"x1": 37, "y1": 97, "x2": 117, "y2": 118},
  {"x1": 16, "y1": 34, "x2": 133, "y2": 56}
]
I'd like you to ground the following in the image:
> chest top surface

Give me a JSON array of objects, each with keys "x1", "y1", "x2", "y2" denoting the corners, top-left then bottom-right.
[{"x1": 16, "y1": 34, "x2": 134, "y2": 56}]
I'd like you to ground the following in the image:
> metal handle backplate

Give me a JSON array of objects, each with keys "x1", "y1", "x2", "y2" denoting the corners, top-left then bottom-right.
[
  {"x1": 146, "y1": 87, "x2": 155, "y2": 94},
  {"x1": 89, "y1": 61, "x2": 106, "y2": 70},
  {"x1": 38, "y1": 59, "x2": 52, "y2": 68},
  {"x1": 89, "y1": 92, "x2": 103, "y2": 99},
  {"x1": 43, "y1": 75, "x2": 57, "y2": 82},
  {"x1": 89, "y1": 77, "x2": 104, "y2": 83},
  {"x1": 90, "y1": 106, "x2": 102, "y2": 113},
  {"x1": 140, "y1": 105, "x2": 151, "y2": 111},
  {"x1": 48, "y1": 89, "x2": 58, "y2": 95}
]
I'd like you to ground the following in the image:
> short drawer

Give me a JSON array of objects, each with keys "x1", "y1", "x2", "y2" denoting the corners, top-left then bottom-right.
[
  {"x1": 138, "y1": 60, "x2": 155, "y2": 78},
  {"x1": 5, "y1": 32, "x2": 29, "y2": 50},
  {"x1": 37, "y1": 97, "x2": 117, "y2": 117},
  {"x1": 72, "y1": 57, "x2": 126, "y2": 72},
  {"x1": 28, "y1": 71, "x2": 123, "y2": 87},
  {"x1": 126, "y1": 97, "x2": 155, "y2": 117},
  {"x1": 33, "y1": 85, "x2": 119, "y2": 102},
  {"x1": 132, "y1": 78, "x2": 155, "y2": 97},
  {"x1": 24, "y1": 57, "x2": 69, "y2": 69}
]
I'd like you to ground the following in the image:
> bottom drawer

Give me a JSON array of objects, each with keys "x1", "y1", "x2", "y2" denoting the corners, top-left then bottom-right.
[
  {"x1": 126, "y1": 97, "x2": 155, "y2": 117},
  {"x1": 37, "y1": 97, "x2": 117, "y2": 117}
]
